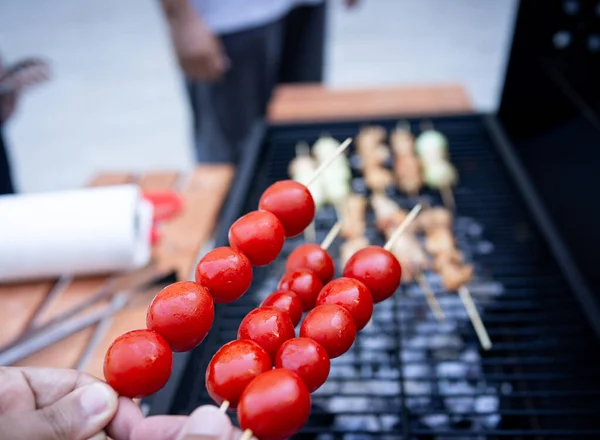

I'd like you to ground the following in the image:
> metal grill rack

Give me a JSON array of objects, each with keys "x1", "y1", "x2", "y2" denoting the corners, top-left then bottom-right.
[{"x1": 167, "y1": 114, "x2": 600, "y2": 439}]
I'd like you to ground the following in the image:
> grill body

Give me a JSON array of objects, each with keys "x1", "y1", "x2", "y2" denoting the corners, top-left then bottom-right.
[{"x1": 152, "y1": 114, "x2": 600, "y2": 439}]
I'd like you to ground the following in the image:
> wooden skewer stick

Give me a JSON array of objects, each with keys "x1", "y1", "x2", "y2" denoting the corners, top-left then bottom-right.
[
  {"x1": 320, "y1": 222, "x2": 341, "y2": 251},
  {"x1": 219, "y1": 400, "x2": 230, "y2": 413},
  {"x1": 304, "y1": 137, "x2": 352, "y2": 188},
  {"x1": 440, "y1": 185, "x2": 455, "y2": 212},
  {"x1": 304, "y1": 221, "x2": 317, "y2": 243},
  {"x1": 416, "y1": 273, "x2": 445, "y2": 323},
  {"x1": 383, "y1": 203, "x2": 422, "y2": 251},
  {"x1": 458, "y1": 285, "x2": 492, "y2": 350},
  {"x1": 240, "y1": 429, "x2": 254, "y2": 440}
]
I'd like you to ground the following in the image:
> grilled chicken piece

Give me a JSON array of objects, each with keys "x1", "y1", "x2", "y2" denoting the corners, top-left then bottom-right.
[
  {"x1": 389, "y1": 234, "x2": 429, "y2": 283},
  {"x1": 340, "y1": 237, "x2": 369, "y2": 268},
  {"x1": 340, "y1": 194, "x2": 367, "y2": 239},
  {"x1": 364, "y1": 166, "x2": 393, "y2": 192},
  {"x1": 357, "y1": 126, "x2": 387, "y2": 155},
  {"x1": 418, "y1": 207, "x2": 453, "y2": 233},
  {"x1": 391, "y1": 128, "x2": 415, "y2": 157},
  {"x1": 361, "y1": 144, "x2": 391, "y2": 168},
  {"x1": 432, "y1": 248, "x2": 464, "y2": 272},
  {"x1": 393, "y1": 155, "x2": 423, "y2": 195},
  {"x1": 440, "y1": 263, "x2": 474, "y2": 291},
  {"x1": 425, "y1": 227, "x2": 455, "y2": 255}
]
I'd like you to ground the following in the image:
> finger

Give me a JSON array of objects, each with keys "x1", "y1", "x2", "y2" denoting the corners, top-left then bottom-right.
[
  {"x1": 106, "y1": 397, "x2": 144, "y2": 440},
  {"x1": 130, "y1": 415, "x2": 188, "y2": 440},
  {"x1": 177, "y1": 405, "x2": 234, "y2": 440},
  {"x1": 0, "y1": 382, "x2": 117, "y2": 440},
  {"x1": 18, "y1": 367, "x2": 100, "y2": 408}
]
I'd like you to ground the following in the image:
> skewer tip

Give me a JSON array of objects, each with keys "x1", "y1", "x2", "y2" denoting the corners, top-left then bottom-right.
[
  {"x1": 219, "y1": 400, "x2": 230, "y2": 413},
  {"x1": 240, "y1": 429, "x2": 254, "y2": 440}
]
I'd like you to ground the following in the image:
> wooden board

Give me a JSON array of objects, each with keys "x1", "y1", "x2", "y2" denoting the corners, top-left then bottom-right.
[
  {"x1": 0, "y1": 165, "x2": 234, "y2": 376},
  {"x1": 268, "y1": 83, "x2": 472, "y2": 123}
]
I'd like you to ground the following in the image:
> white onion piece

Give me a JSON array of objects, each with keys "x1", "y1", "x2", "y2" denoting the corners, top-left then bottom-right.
[
  {"x1": 415, "y1": 130, "x2": 448, "y2": 163},
  {"x1": 424, "y1": 160, "x2": 457, "y2": 188}
]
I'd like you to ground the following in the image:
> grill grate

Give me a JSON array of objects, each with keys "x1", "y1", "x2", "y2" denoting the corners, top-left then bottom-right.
[{"x1": 170, "y1": 115, "x2": 600, "y2": 439}]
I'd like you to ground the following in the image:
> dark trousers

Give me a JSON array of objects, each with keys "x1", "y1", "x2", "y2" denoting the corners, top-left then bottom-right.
[
  {"x1": 0, "y1": 126, "x2": 14, "y2": 195},
  {"x1": 187, "y1": 4, "x2": 325, "y2": 164}
]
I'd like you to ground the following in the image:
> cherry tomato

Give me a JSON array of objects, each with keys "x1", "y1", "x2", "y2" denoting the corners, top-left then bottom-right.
[
  {"x1": 238, "y1": 369, "x2": 311, "y2": 440},
  {"x1": 300, "y1": 304, "x2": 356, "y2": 358},
  {"x1": 343, "y1": 245, "x2": 402, "y2": 303},
  {"x1": 229, "y1": 210, "x2": 285, "y2": 266},
  {"x1": 260, "y1": 290, "x2": 303, "y2": 327},
  {"x1": 278, "y1": 269, "x2": 323, "y2": 311},
  {"x1": 259, "y1": 180, "x2": 315, "y2": 238},
  {"x1": 316, "y1": 277, "x2": 373, "y2": 331},
  {"x1": 206, "y1": 339, "x2": 272, "y2": 409},
  {"x1": 275, "y1": 337, "x2": 330, "y2": 392},
  {"x1": 286, "y1": 243, "x2": 335, "y2": 284},
  {"x1": 195, "y1": 246, "x2": 252, "y2": 304},
  {"x1": 146, "y1": 281, "x2": 214, "y2": 352},
  {"x1": 103, "y1": 329, "x2": 172, "y2": 398},
  {"x1": 238, "y1": 307, "x2": 295, "y2": 360}
]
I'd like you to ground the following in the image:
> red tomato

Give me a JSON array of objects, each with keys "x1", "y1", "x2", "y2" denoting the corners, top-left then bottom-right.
[
  {"x1": 275, "y1": 337, "x2": 330, "y2": 392},
  {"x1": 259, "y1": 180, "x2": 315, "y2": 238},
  {"x1": 238, "y1": 369, "x2": 311, "y2": 440},
  {"x1": 195, "y1": 246, "x2": 252, "y2": 304},
  {"x1": 286, "y1": 243, "x2": 335, "y2": 284},
  {"x1": 278, "y1": 269, "x2": 323, "y2": 311},
  {"x1": 260, "y1": 290, "x2": 303, "y2": 327},
  {"x1": 300, "y1": 304, "x2": 356, "y2": 358},
  {"x1": 229, "y1": 210, "x2": 285, "y2": 266},
  {"x1": 343, "y1": 246, "x2": 402, "y2": 303},
  {"x1": 206, "y1": 339, "x2": 272, "y2": 409},
  {"x1": 146, "y1": 281, "x2": 214, "y2": 352},
  {"x1": 103, "y1": 329, "x2": 172, "y2": 398},
  {"x1": 316, "y1": 277, "x2": 373, "y2": 331},
  {"x1": 238, "y1": 307, "x2": 295, "y2": 360}
]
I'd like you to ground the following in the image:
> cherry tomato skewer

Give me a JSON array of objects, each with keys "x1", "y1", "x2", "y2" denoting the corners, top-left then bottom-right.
[
  {"x1": 286, "y1": 222, "x2": 340, "y2": 284},
  {"x1": 195, "y1": 246, "x2": 252, "y2": 304},
  {"x1": 278, "y1": 269, "x2": 323, "y2": 311},
  {"x1": 316, "y1": 277, "x2": 373, "y2": 331},
  {"x1": 275, "y1": 337, "x2": 330, "y2": 392},
  {"x1": 238, "y1": 307, "x2": 295, "y2": 360},
  {"x1": 261, "y1": 290, "x2": 303, "y2": 327},
  {"x1": 300, "y1": 304, "x2": 356, "y2": 359},
  {"x1": 229, "y1": 210, "x2": 285, "y2": 266}
]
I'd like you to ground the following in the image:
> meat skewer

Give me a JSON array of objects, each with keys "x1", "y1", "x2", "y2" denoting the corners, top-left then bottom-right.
[{"x1": 423, "y1": 217, "x2": 492, "y2": 350}]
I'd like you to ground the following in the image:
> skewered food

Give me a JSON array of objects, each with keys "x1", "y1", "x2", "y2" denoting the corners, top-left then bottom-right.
[
  {"x1": 195, "y1": 247, "x2": 252, "y2": 304},
  {"x1": 425, "y1": 227, "x2": 456, "y2": 255},
  {"x1": 104, "y1": 330, "x2": 173, "y2": 398},
  {"x1": 238, "y1": 307, "x2": 296, "y2": 360},
  {"x1": 300, "y1": 304, "x2": 357, "y2": 358},
  {"x1": 238, "y1": 369, "x2": 311, "y2": 440},
  {"x1": 363, "y1": 165, "x2": 394, "y2": 192},
  {"x1": 206, "y1": 340, "x2": 272, "y2": 409},
  {"x1": 423, "y1": 159, "x2": 458, "y2": 189},
  {"x1": 259, "y1": 180, "x2": 316, "y2": 237},
  {"x1": 146, "y1": 281, "x2": 214, "y2": 352},
  {"x1": 361, "y1": 143, "x2": 391, "y2": 168},
  {"x1": 432, "y1": 248, "x2": 464, "y2": 272},
  {"x1": 340, "y1": 194, "x2": 367, "y2": 239},
  {"x1": 229, "y1": 211, "x2": 285, "y2": 266},
  {"x1": 391, "y1": 125, "x2": 415, "y2": 156},
  {"x1": 278, "y1": 269, "x2": 323, "y2": 311},
  {"x1": 357, "y1": 126, "x2": 387, "y2": 155},
  {"x1": 343, "y1": 246, "x2": 402, "y2": 303},
  {"x1": 313, "y1": 135, "x2": 351, "y2": 180},
  {"x1": 261, "y1": 290, "x2": 304, "y2": 327},
  {"x1": 289, "y1": 154, "x2": 326, "y2": 209},
  {"x1": 417, "y1": 207, "x2": 453, "y2": 232},
  {"x1": 415, "y1": 129, "x2": 448, "y2": 163},
  {"x1": 394, "y1": 155, "x2": 423, "y2": 195},
  {"x1": 388, "y1": 235, "x2": 428, "y2": 283},
  {"x1": 316, "y1": 277, "x2": 373, "y2": 330},
  {"x1": 371, "y1": 193, "x2": 409, "y2": 233},
  {"x1": 440, "y1": 262, "x2": 474, "y2": 292},
  {"x1": 275, "y1": 337, "x2": 330, "y2": 393},
  {"x1": 286, "y1": 243, "x2": 335, "y2": 284}
]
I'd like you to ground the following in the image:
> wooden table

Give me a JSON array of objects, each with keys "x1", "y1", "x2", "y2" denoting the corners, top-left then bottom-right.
[{"x1": 0, "y1": 82, "x2": 470, "y2": 379}]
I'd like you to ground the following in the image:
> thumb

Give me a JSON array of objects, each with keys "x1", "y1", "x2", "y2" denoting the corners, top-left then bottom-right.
[
  {"x1": 177, "y1": 405, "x2": 233, "y2": 440},
  {"x1": 17, "y1": 382, "x2": 117, "y2": 440}
]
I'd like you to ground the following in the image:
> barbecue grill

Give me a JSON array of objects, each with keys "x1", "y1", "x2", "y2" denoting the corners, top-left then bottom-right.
[{"x1": 144, "y1": 1, "x2": 600, "y2": 438}]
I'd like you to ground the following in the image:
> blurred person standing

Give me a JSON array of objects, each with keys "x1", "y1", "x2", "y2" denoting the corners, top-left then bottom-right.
[
  {"x1": 161, "y1": 0, "x2": 357, "y2": 164},
  {"x1": 0, "y1": 57, "x2": 50, "y2": 195}
]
